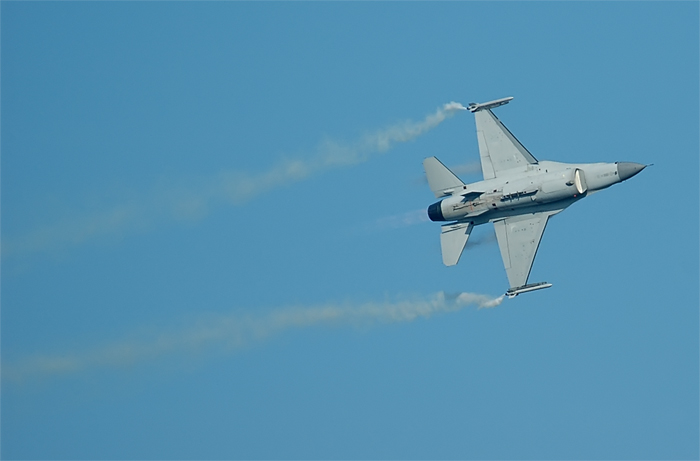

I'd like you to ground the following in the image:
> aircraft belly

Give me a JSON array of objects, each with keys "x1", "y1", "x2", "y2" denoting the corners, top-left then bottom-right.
[{"x1": 481, "y1": 196, "x2": 579, "y2": 224}]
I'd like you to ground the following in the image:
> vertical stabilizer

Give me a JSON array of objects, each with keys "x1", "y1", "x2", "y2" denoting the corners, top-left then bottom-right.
[{"x1": 423, "y1": 157, "x2": 465, "y2": 198}]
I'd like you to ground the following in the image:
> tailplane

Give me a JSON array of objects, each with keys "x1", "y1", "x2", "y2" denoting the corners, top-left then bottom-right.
[{"x1": 440, "y1": 222, "x2": 473, "y2": 266}]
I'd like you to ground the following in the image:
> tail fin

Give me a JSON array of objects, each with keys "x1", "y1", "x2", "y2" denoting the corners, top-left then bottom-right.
[
  {"x1": 440, "y1": 222, "x2": 473, "y2": 266},
  {"x1": 423, "y1": 157, "x2": 465, "y2": 198}
]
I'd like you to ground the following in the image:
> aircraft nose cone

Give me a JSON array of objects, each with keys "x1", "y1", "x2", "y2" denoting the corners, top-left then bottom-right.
[{"x1": 617, "y1": 162, "x2": 646, "y2": 181}]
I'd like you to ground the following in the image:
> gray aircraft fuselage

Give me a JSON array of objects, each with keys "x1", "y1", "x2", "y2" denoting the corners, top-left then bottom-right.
[{"x1": 427, "y1": 160, "x2": 645, "y2": 226}]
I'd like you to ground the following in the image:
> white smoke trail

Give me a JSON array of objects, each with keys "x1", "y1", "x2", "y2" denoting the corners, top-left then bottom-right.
[
  {"x1": 456, "y1": 292, "x2": 505, "y2": 309},
  {"x1": 4, "y1": 289, "x2": 504, "y2": 381},
  {"x1": 364, "y1": 211, "x2": 499, "y2": 251},
  {"x1": 369, "y1": 208, "x2": 431, "y2": 231},
  {"x1": 218, "y1": 102, "x2": 466, "y2": 203},
  {"x1": 3, "y1": 102, "x2": 467, "y2": 257}
]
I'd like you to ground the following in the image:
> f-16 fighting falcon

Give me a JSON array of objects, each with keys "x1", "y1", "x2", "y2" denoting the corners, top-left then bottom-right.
[{"x1": 424, "y1": 97, "x2": 646, "y2": 298}]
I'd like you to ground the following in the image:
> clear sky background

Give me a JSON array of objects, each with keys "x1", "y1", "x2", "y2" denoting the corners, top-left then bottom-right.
[{"x1": 2, "y1": 2, "x2": 698, "y2": 460}]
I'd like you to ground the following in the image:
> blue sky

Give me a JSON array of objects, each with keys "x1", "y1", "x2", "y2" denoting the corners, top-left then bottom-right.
[{"x1": 2, "y1": 2, "x2": 698, "y2": 459}]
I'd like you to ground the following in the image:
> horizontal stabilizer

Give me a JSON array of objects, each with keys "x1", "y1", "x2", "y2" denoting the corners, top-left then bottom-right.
[
  {"x1": 440, "y1": 222, "x2": 473, "y2": 266},
  {"x1": 424, "y1": 157, "x2": 465, "y2": 198}
]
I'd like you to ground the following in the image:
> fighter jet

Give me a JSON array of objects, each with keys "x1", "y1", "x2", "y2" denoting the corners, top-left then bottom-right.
[{"x1": 424, "y1": 97, "x2": 646, "y2": 297}]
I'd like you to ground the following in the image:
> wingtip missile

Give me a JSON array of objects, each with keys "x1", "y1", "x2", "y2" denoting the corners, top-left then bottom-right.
[
  {"x1": 505, "y1": 282, "x2": 552, "y2": 298},
  {"x1": 467, "y1": 96, "x2": 514, "y2": 113}
]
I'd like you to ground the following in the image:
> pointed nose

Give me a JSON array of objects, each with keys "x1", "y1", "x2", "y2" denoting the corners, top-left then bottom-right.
[{"x1": 617, "y1": 162, "x2": 646, "y2": 181}]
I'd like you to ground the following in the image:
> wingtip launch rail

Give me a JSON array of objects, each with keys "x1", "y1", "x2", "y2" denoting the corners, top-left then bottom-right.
[
  {"x1": 467, "y1": 96, "x2": 514, "y2": 113},
  {"x1": 505, "y1": 282, "x2": 553, "y2": 298}
]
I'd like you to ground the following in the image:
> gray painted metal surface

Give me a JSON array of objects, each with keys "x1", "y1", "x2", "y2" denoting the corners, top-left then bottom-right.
[{"x1": 423, "y1": 97, "x2": 646, "y2": 296}]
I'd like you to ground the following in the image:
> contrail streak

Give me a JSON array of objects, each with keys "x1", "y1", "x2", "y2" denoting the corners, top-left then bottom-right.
[
  {"x1": 364, "y1": 209, "x2": 498, "y2": 253},
  {"x1": 369, "y1": 208, "x2": 431, "y2": 231},
  {"x1": 217, "y1": 102, "x2": 467, "y2": 204},
  {"x1": 3, "y1": 102, "x2": 467, "y2": 258},
  {"x1": 3, "y1": 290, "x2": 504, "y2": 382}
]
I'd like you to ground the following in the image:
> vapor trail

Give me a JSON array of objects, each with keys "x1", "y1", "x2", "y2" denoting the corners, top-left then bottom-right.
[
  {"x1": 4, "y1": 290, "x2": 504, "y2": 381},
  {"x1": 216, "y1": 102, "x2": 467, "y2": 204},
  {"x1": 3, "y1": 102, "x2": 467, "y2": 257},
  {"x1": 369, "y1": 208, "x2": 431, "y2": 231},
  {"x1": 364, "y1": 209, "x2": 498, "y2": 251}
]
